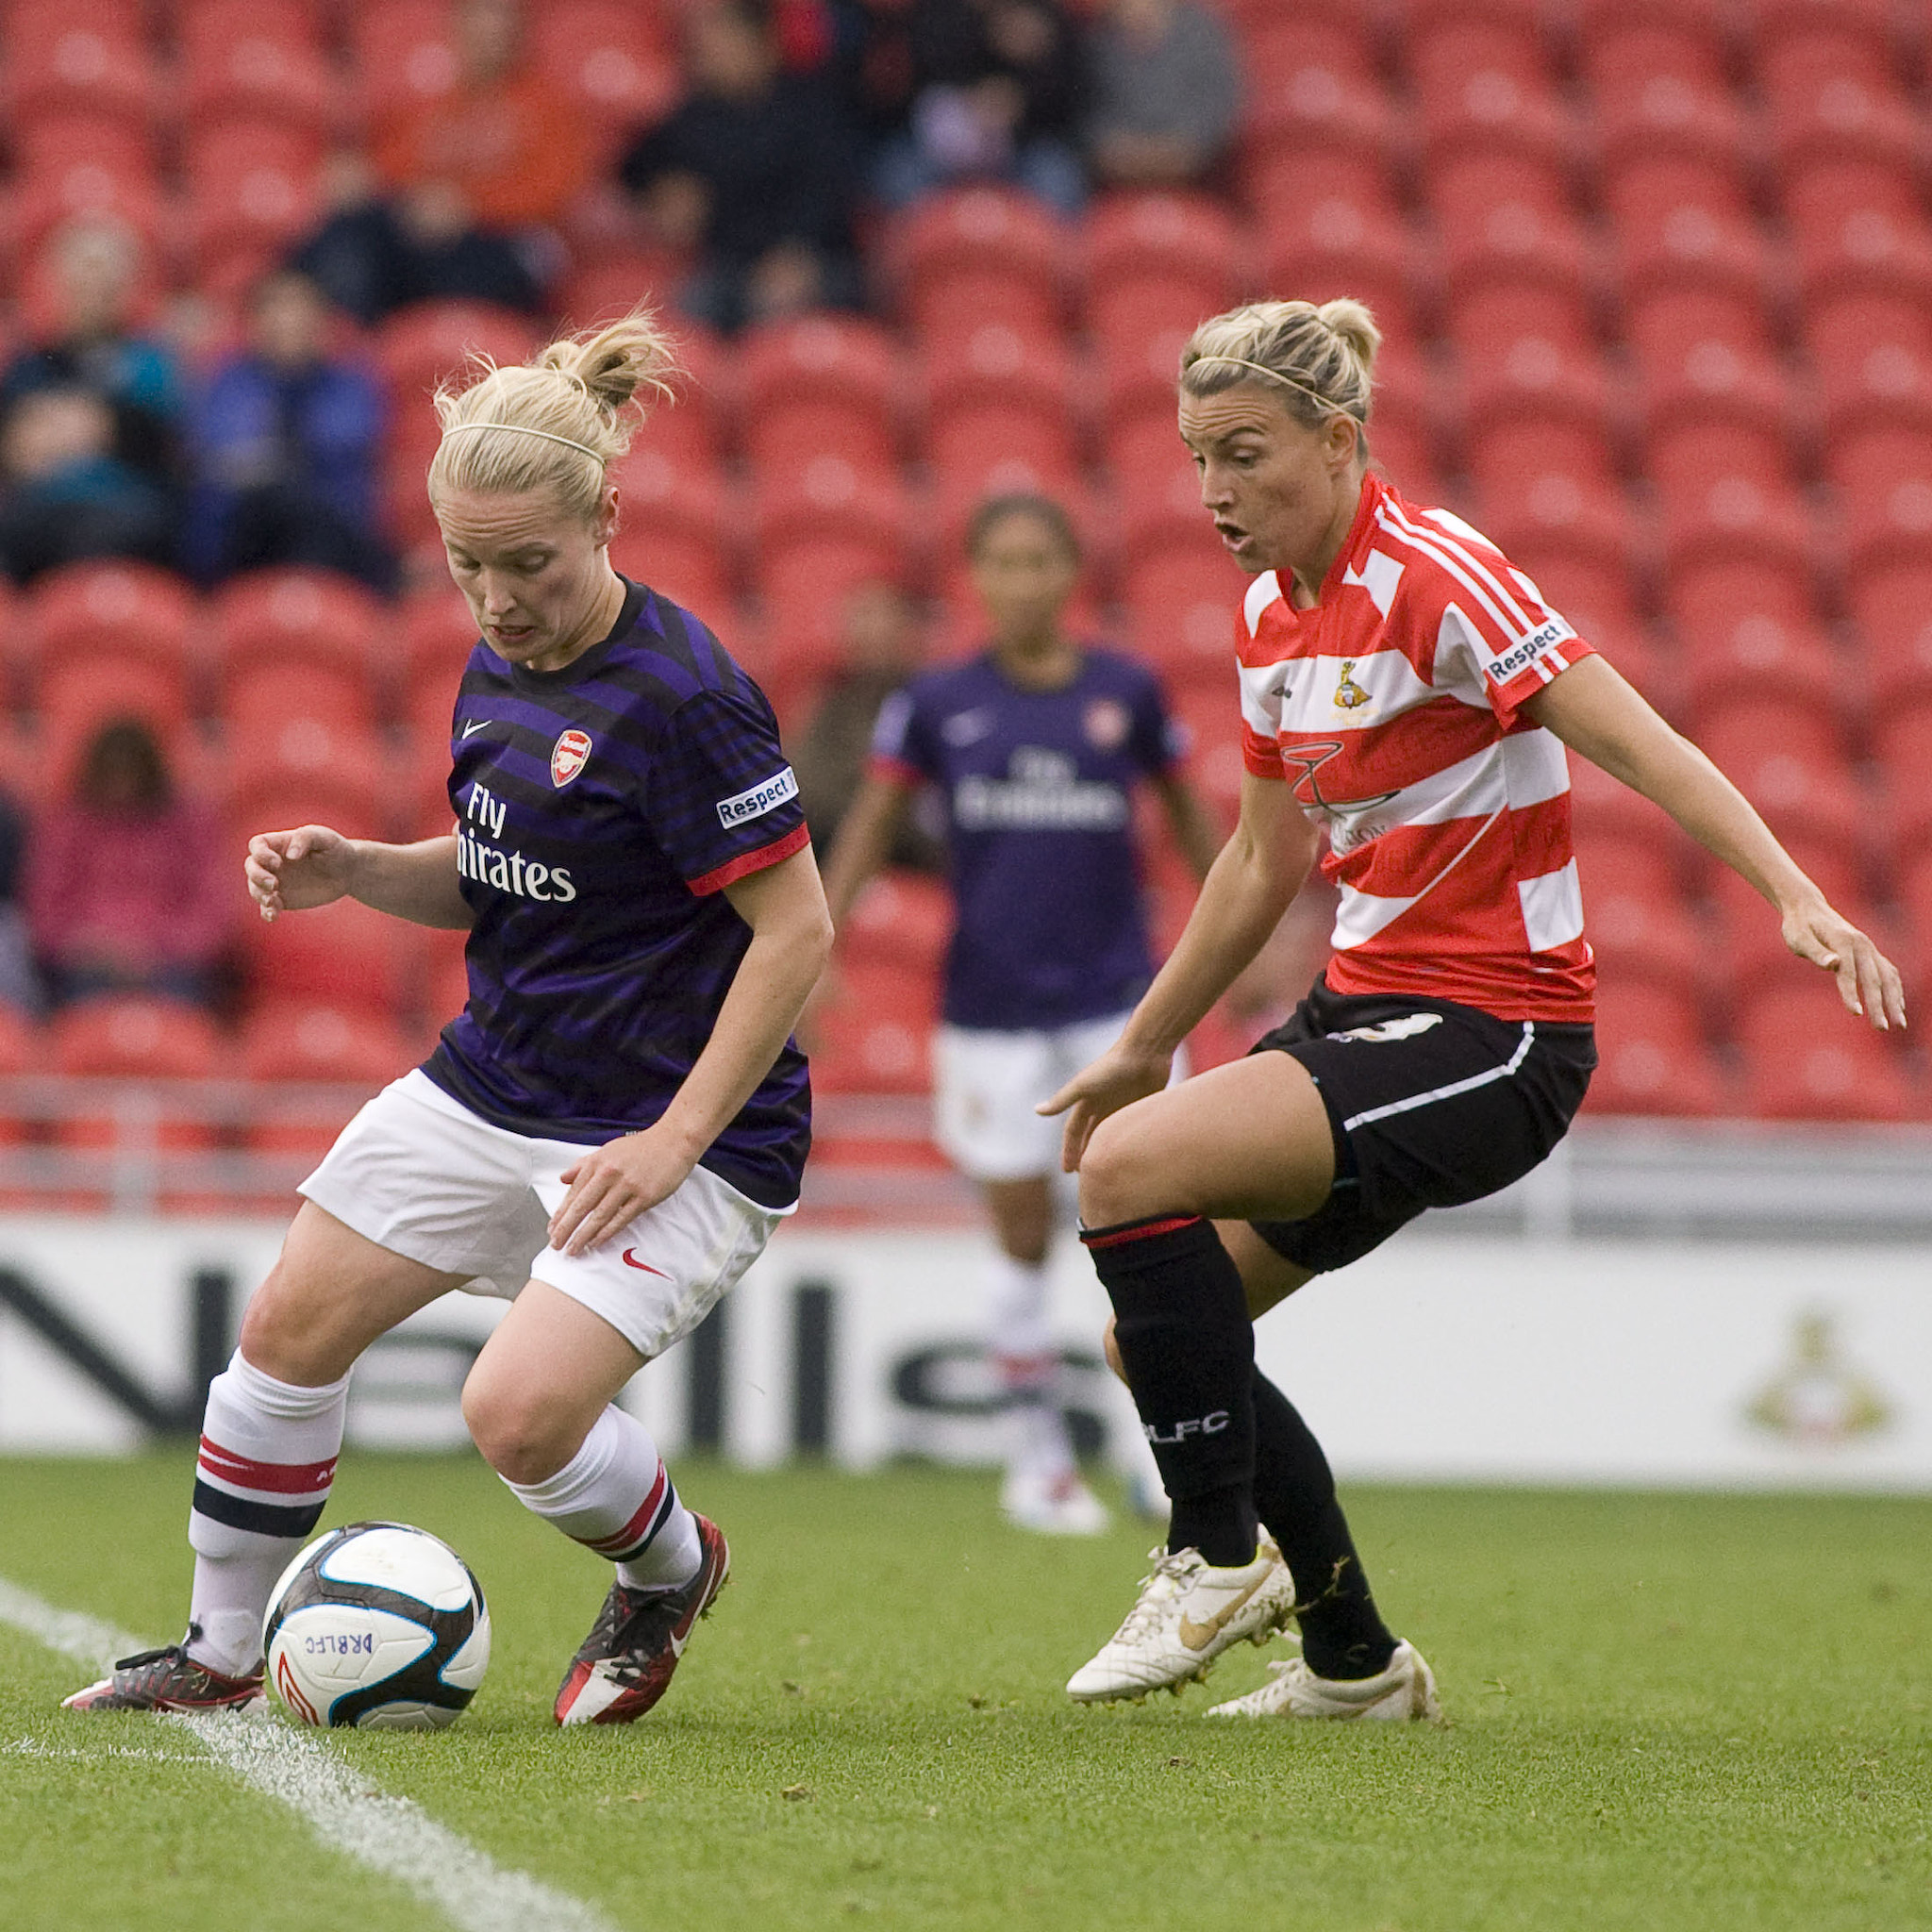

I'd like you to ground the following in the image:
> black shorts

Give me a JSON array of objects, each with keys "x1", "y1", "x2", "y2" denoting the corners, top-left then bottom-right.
[{"x1": 1247, "y1": 977, "x2": 1596, "y2": 1274}]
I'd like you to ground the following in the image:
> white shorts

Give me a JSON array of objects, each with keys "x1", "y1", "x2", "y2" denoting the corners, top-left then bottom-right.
[
  {"x1": 934, "y1": 1010, "x2": 1171, "y2": 1183},
  {"x1": 299, "y1": 1071, "x2": 790, "y2": 1360}
]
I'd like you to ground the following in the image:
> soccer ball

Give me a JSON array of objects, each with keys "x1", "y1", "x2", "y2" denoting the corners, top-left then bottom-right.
[{"x1": 263, "y1": 1521, "x2": 491, "y2": 1730}]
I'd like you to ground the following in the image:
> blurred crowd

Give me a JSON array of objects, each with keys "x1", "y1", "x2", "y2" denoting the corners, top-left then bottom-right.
[{"x1": 0, "y1": 0, "x2": 1240, "y2": 593}]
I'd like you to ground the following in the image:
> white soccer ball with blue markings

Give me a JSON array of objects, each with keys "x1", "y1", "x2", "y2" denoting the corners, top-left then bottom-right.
[{"x1": 263, "y1": 1521, "x2": 490, "y2": 1730}]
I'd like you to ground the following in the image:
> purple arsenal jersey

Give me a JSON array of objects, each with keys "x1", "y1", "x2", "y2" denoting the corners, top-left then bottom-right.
[
  {"x1": 422, "y1": 578, "x2": 811, "y2": 1208},
  {"x1": 869, "y1": 646, "x2": 1184, "y2": 1029}
]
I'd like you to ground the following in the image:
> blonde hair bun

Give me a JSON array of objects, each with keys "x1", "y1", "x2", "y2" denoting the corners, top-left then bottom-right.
[
  {"x1": 428, "y1": 305, "x2": 682, "y2": 522},
  {"x1": 1178, "y1": 297, "x2": 1379, "y2": 427}
]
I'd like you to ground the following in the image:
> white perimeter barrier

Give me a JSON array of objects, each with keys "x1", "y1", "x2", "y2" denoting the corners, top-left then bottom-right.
[{"x1": 0, "y1": 1216, "x2": 1926, "y2": 1490}]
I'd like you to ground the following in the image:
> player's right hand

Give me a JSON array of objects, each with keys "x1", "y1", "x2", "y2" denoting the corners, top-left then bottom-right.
[
  {"x1": 1038, "y1": 1041, "x2": 1173, "y2": 1174},
  {"x1": 245, "y1": 825, "x2": 356, "y2": 922}
]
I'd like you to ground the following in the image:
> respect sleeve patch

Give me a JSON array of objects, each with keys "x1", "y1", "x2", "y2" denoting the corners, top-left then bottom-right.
[{"x1": 716, "y1": 766, "x2": 800, "y2": 828}]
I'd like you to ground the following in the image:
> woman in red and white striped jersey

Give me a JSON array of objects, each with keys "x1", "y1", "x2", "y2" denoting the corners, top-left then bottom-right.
[{"x1": 1042, "y1": 297, "x2": 1907, "y2": 1722}]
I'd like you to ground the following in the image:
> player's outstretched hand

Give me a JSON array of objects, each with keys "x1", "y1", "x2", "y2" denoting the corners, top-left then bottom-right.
[
  {"x1": 550, "y1": 1124, "x2": 695, "y2": 1257},
  {"x1": 1781, "y1": 896, "x2": 1907, "y2": 1031},
  {"x1": 1038, "y1": 1041, "x2": 1173, "y2": 1174},
  {"x1": 245, "y1": 825, "x2": 358, "y2": 923}
]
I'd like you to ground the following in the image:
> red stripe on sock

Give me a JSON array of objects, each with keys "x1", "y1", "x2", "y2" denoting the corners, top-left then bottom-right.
[
  {"x1": 579, "y1": 1463, "x2": 670, "y2": 1557},
  {"x1": 197, "y1": 1436, "x2": 338, "y2": 1495},
  {"x1": 1079, "y1": 1214, "x2": 1205, "y2": 1251}
]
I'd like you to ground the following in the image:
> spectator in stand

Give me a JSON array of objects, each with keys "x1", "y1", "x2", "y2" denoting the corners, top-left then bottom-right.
[
  {"x1": 0, "y1": 216, "x2": 182, "y2": 491},
  {"x1": 871, "y1": 0, "x2": 1088, "y2": 214},
  {"x1": 27, "y1": 720, "x2": 234, "y2": 1012},
  {"x1": 0, "y1": 784, "x2": 42, "y2": 1017},
  {"x1": 182, "y1": 270, "x2": 395, "y2": 591},
  {"x1": 791, "y1": 580, "x2": 946, "y2": 873},
  {"x1": 1082, "y1": 0, "x2": 1240, "y2": 191},
  {"x1": 0, "y1": 389, "x2": 175, "y2": 583},
  {"x1": 291, "y1": 0, "x2": 586, "y2": 322},
  {"x1": 620, "y1": 0, "x2": 862, "y2": 335}
]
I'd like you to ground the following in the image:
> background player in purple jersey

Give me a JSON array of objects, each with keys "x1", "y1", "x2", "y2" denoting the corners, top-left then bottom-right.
[
  {"x1": 822, "y1": 493, "x2": 1221, "y2": 1534},
  {"x1": 64, "y1": 310, "x2": 834, "y2": 1729}
]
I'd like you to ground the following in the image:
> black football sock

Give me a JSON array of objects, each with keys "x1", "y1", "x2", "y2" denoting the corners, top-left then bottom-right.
[
  {"x1": 1251, "y1": 1369, "x2": 1397, "y2": 1680},
  {"x1": 1080, "y1": 1214, "x2": 1257, "y2": 1567}
]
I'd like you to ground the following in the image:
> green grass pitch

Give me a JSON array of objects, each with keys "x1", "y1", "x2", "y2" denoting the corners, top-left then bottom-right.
[{"x1": 1, "y1": 1452, "x2": 1927, "y2": 1932}]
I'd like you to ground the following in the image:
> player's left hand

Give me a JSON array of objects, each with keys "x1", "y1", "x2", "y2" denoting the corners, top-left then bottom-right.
[
  {"x1": 549, "y1": 1126, "x2": 696, "y2": 1257},
  {"x1": 1781, "y1": 898, "x2": 1907, "y2": 1031}
]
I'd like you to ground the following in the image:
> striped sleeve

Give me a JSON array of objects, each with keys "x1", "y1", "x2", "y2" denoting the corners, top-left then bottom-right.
[
  {"x1": 1384, "y1": 504, "x2": 1596, "y2": 726},
  {"x1": 864, "y1": 686, "x2": 928, "y2": 787}
]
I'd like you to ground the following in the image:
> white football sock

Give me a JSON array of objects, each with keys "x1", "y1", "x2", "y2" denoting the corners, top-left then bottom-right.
[
  {"x1": 988, "y1": 1252, "x2": 1074, "y2": 1479},
  {"x1": 503, "y1": 1405, "x2": 701, "y2": 1593},
  {"x1": 187, "y1": 1350, "x2": 349, "y2": 1674}
]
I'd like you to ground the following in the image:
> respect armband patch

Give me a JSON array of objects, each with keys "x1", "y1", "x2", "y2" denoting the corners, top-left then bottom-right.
[
  {"x1": 1483, "y1": 617, "x2": 1575, "y2": 687},
  {"x1": 716, "y1": 766, "x2": 800, "y2": 828}
]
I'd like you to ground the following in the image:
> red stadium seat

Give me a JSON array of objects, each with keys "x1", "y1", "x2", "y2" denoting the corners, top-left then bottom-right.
[
  {"x1": 241, "y1": 1000, "x2": 417, "y2": 1087},
  {"x1": 51, "y1": 996, "x2": 227, "y2": 1158},
  {"x1": 347, "y1": 0, "x2": 460, "y2": 124},
  {"x1": 1624, "y1": 288, "x2": 1774, "y2": 368},
  {"x1": 1244, "y1": 145, "x2": 1397, "y2": 238},
  {"x1": 1121, "y1": 538, "x2": 1248, "y2": 691},
  {"x1": 1615, "y1": 200, "x2": 1771, "y2": 316},
  {"x1": 526, "y1": 0, "x2": 679, "y2": 142},
  {"x1": 1848, "y1": 565, "x2": 1932, "y2": 711},
  {"x1": 1580, "y1": 12, "x2": 1729, "y2": 108},
  {"x1": 888, "y1": 190, "x2": 1068, "y2": 341},
  {"x1": 229, "y1": 723, "x2": 390, "y2": 844},
  {"x1": 9, "y1": 109, "x2": 154, "y2": 181},
  {"x1": 399, "y1": 587, "x2": 478, "y2": 737},
  {"x1": 7, "y1": 160, "x2": 167, "y2": 274},
  {"x1": 241, "y1": 1002, "x2": 416, "y2": 1158},
  {"x1": 182, "y1": 119, "x2": 324, "y2": 294},
  {"x1": 1825, "y1": 425, "x2": 1932, "y2": 555},
  {"x1": 208, "y1": 567, "x2": 383, "y2": 695},
  {"x1": 738, "y1": 316, "x2": 902, "y2": 477},
  {"x1": 1646, "y1": 421, "x2": 1796, "y2": 531},
  {"x1": 36, "y1": 658, "x2": 195, "y2": 801},
  {"x1": 22, "y1": 560, "x2": 196, "y2": 681},
  {"x1": 1875, "y1": 704, "x2": 1932, "y2": 854},
  {"x1": 1083, "y1": 193, "x2": 1240, "y2": 360},
  {"x1": 1761, "y1": 40, "x2": 1920, "y2": 178},
  {"x1": 809, "y1": 966, "x2": 936, "y2": 1096},
  {"x1": 1240, "y1": 12, "x2": 1377, "y2": 89},
  {"x1": 1789, "y1": 202, "x2": 1932, "y2": 317},
  {"x1": 839, "y1": 871, "x2": 952, "y2": 978},
  {"x1": 0, "y1": 16, "x2": 155, "y2": 128},
  {"x1": 241, "y1": 892, "x2": 414, "y2": 1018},
  {"x1": 1735, "y1": 976, "x2": 1912, "y2": 1123},
  {"x1": 557, "y1": 250, "x2": 688, "y2": 332},
  {"x1": 1678, "y1": 616, "x2": 1845, "y2": 739},
  {"x1": 1164, "y1": 685, "x2": 1247, "y2": 825},
  {"x1": 178, "y1": 1, "x2": 331, "y2": 131},
  {"x1": 1583, "y1": 978, "x2": 1725, "y2": 1117},
  {"x1": 1241, "y1": 70, "x2": 1396, "y2": 216},
  {"x1": 925, "y1": 338, "x2": 1079, "y2": 497},
  {"x1": 750, "y1": 464, "x2": 909, "y2": 673},
  {"x1": 375, "y1": 302, "x2": 542, "y2": 413},
  {"x1": 1259, "y1": 201, "x2": 1420, "y2": 352},
  {"x1": 603, "y1": 446, "x2": 735, "y2": 615}
]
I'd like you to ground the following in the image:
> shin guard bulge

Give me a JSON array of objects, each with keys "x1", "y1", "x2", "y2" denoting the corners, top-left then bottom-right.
[
  {"x1": 1080, "y1": 1214, "x2": 1257, "y2": 1565},
  {"x1": 187, "y1": 1350, "x2": 349, "y2": 1674},
  {"x1": 504, "y1": 1405, "x2": 701, "y2": 1593}
]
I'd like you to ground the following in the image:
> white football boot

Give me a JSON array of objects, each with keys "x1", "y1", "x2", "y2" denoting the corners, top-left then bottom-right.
[
  {"x1": 1002, "y1": 1466, "x2": 1110, "y2": 1536},
  {"x1": 1066, "y1": 1540, "x2": 1298, "y2": 1703},
  {"x1": 1206, "y1": 1639, "x2": 1443, "y2": 1723}
]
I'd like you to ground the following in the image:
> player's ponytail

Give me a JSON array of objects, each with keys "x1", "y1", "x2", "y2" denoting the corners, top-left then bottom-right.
[
  {"x1": 427, "y1": 304, "x2": 682, "y2": 525},
  {"x1": 1179, "y1": 298, "x2": 1378, "y2": 443}
]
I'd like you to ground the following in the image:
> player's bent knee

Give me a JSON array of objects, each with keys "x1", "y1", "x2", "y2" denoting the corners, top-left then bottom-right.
[
  {"x1": 237, "y1": 1266, "x2": 345, "y2": 1387},
  {"x1": 460, "y1": 1368, "x2": 584, "y2": 1486},
  {"x1": 1077, "y1": 1109, "x2": 1176, "y2": 1228}
]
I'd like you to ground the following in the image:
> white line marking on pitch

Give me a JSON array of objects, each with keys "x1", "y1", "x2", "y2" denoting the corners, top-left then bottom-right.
[{"x1": 0, "y1": 1576, "x2": 618, "y2": 1932}]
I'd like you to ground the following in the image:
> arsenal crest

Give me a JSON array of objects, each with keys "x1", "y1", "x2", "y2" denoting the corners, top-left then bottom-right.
[
  {"x1": 551, "y1": 728, "x2": 591, "y2": 788},
  {"x1": 1084, "y1": 697, "x2": 1130, "y2": 750}
]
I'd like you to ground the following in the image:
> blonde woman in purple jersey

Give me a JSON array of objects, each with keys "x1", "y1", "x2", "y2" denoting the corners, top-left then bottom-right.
[{"x1": 65, "y1": 309, "x2": 833, "y2": 1728}]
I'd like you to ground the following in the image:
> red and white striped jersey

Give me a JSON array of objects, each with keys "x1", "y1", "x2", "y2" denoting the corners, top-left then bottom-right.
[{"x1": 1238, "y1": 473, "x2": 1597, "y2": 1022}]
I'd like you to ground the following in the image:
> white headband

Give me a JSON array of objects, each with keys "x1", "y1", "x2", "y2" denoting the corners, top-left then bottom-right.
[
  {"x1": 1188, "y1": 355, "x2": 1367, "y2": 421},
  {"x1": 441, "y1": 421, "x2": 603, "y2": 461}
]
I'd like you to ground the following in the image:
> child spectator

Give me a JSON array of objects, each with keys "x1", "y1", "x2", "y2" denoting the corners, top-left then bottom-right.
[
  {"x1": 0, "y1": 390, "x2": 175, "y2": 584},
  {"x1": 871, "y1": 0, "x2": 1088, "y2": 214},
  {"x1": 182, "y1": 271, "x2": 394, "y2": 591},
  {"x1": 621, "y1": 0, "x2": 862, "y2": 334},
  {"x1": 1083, "y1": 0, "x2": 1240, "y2": 190},
  {"x1": 27, "y1": 720, "x2": 234, "y2": 1011},
  {"x1": 0, "y1": 216, "x2": 182, "y2": 490}
]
